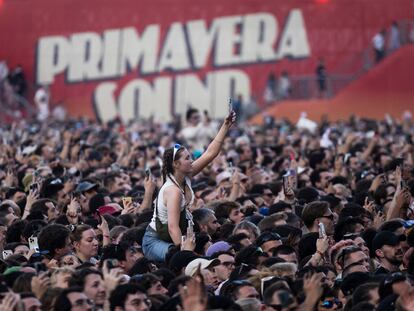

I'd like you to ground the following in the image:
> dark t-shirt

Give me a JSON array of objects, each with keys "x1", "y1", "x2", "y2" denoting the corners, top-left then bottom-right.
[{"x1": 374, "y1": 266, "x2": 391, "y2": 275}]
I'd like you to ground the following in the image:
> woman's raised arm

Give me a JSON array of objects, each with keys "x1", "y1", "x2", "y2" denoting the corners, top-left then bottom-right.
[{"x1": 191, "y1": 111, "x2": 236, "y2": 177}]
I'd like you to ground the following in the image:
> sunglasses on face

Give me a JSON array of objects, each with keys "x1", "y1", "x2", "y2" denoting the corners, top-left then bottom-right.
[
  {"x1": 337, "y1": 246, "x2": 360, "y2": 267},
  {"x1": 321, "y1": 298, "x2": 342, "y2": 309},
  {"x1": 320, "y1": 214, "x2": 334, "y2": 221}
]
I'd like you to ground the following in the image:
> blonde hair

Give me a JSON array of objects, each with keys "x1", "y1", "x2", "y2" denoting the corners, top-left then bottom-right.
[
  {"x1": 247, "y1": 269, "x2": 274, "y2": 294},
  {"x1": 269, "y1": 262, "x2": 297, "y2": 278},
  {"x1": 50, "y1": 267, "x2": 74, "y2": 287}
]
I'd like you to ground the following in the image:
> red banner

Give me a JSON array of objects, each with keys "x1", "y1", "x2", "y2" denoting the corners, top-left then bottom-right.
[{"x1": 0, "y1": 0, "x2": 413, "y2": 122}]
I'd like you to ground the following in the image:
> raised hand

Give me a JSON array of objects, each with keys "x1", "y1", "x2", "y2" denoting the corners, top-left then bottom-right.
[
  {"x1": 66, "y1": 197, "x2": 80, "y2": 224},
  {"x1": 31, "y1": 272, "x2": 51, "y2": 299},
  {"x1": 179, "y1": 278, "x2": 207, "y2": 311},
  {"x1": 0, "y1": 292, "x2": 19, "y2": 311},
  {"x1": 224, "y1": 110, "x2": 236, "y2": 128}
]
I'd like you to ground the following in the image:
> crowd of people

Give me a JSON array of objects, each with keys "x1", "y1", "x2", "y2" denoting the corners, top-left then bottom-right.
[{"x1": 0, "y1": 108, "x2": 413, "y2": 311}]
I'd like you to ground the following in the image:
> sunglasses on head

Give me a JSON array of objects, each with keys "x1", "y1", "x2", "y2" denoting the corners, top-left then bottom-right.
[{"x1": 173, "y1": 144, "x2": 182, "y2": 160}]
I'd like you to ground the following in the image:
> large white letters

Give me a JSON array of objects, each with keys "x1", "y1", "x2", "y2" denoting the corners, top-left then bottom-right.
[
  {"x1": 36, "y1": 10, "x2": 310, "y2": 120},
  {"x1": 37, "y1": 36, "x2": 70, "y2": 85},
  {"x1": 119, "y1": 25, "x2": 160, "y2": 76}
]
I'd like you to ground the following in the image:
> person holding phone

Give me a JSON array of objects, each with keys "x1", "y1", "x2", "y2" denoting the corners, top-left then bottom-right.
[{"x1": 142, "y1": 110, "x2": 236, "y2": 262}]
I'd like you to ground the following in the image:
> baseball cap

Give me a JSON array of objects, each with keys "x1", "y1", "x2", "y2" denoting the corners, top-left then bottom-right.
[
  {"x1": 340, "y1": 272, "x2": 370, "y2": 296},
  {"x1": 255, "y1": 232, "x2": 281, "y2": 247},
  {"x1": 41, "y1": 177, "x2": 64, "y2": 198},
  {"x1": 379, "y1": 272, "x2": 406, "y2": 299},
  {"x1": 216, "y1": 171, "x2": 232, "y2": 185},
  {"x1": 206, "y1": 241, "x2": 232, "y2": 257},
  {"x1": 372, "y1": 231, "x2": 406, "y2": 252},
  {"x1": 184, "y1": 258, "x2": 220, "y2": 276},
  {"x1": 98, "y1": 204, "x2": 122, "y2": 216},
  {"x1": 75, "y1": 181, "x2": 98, "y2": 193}
]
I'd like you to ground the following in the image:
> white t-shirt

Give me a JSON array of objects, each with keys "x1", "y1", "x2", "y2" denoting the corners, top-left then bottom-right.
[
  {"x1": 150, "y1": 176, "x2": 194, "y2": 230},
  {"x1": 372, "y1": 33, "x2": 385, "y2": 51},
  {"x1": 34, "y1": 88, "x2": 50, "y2": 121}
]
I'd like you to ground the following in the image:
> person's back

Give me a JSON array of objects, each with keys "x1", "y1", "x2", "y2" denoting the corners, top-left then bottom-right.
[{"x1": 149, "y1": 176, "x2": 194, "y2": 230}]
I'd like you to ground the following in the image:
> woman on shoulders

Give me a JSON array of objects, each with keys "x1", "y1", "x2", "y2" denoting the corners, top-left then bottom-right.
[{"x1": 142, "y1": 110, "x2": 236, "y2": 262}]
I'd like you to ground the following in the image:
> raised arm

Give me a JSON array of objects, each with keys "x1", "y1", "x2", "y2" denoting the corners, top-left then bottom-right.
[{"x1": 191, "y1": 111, "x2": 236, "y2": 177}]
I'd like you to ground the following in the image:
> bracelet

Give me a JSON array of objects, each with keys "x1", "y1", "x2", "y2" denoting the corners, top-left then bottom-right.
[
  {"x1": 316, "y1": 250, "x2": 324, "y2": 257},
  {"x1": 214, "y1": 139, "x2": 224, "y2": 144},
  {"x1": 103, "y1": 235, "x2": 110, "y2": 238}
]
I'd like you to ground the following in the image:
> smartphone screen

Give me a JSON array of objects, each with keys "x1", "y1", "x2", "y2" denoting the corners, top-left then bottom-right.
[
  {"x1": 318, "y1": 223, "x2": 326, "y2": 238},
  {"x1": 122, "y1": 197, "x2": 132, "y2": 207}
]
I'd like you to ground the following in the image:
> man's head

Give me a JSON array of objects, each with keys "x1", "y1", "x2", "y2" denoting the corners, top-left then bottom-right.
[
  {"x1": 310, "y1": 169, "x2": 333, "y2": 191},
  {"x1": 301, "y1": 201, "x2": 334, "y2": 236},
  {"x1": 130, "y1": 273, "x2": 168, "y2": 296},
  {"x1": 337, "y1": 246, "x2": 371, "y2": 277},
  {"x1": 30, "y1": 198, "x2": 59, "y2": 221},
  {"x1": 75, "y1": 181, "x2": 99, "y2": 200},
  {"x1": 211, "y1": 251, "x2": 235, "y2": 282},
  {"x1": 255, "y1": 232, "x2": 282, "y2": 257},
  {"x1": 237, "y1": 145, "x2": 253, "y2": 163},
  {"x1": 373, "y1": 231, "x2": 405, "y2": 267},
  {"x1": 21, "y1": 292, "x2": 42, "y2": 311},
  {"x1": 378, "y1": 272, "x2": 411, "y2": 299},
  {"x1": 192, "y1": 208, "x2": 220, "y2": 235},
  {"x1": 222, "y1": 280, "x2": 259, "y2": 301},
  {"x1": 186, "y1": 108, "x2": 201, "y2": 126},
  {"x1": 38, "y1": 224, "x2": 72, "y2": 259},
  {"x1": 185, "y1": 258, "x2": 220, "y2": 289},
  {"x1": 104, "y1": 173, "x2": 129, "y2": 194},
  {"x1": 101, "y1": 243, "x2": 141, "y2": 274},
  {"x1": 109, "y1": 283, "x2": 150, "y2": 311},
  {"x1": 262, "y1": 285, "x2": 297, "y2": 311},
  {"x1": 258, "y1": 213, "x2": 287, "y2": 232},
  {"x1": 272, "y1": 245, "x2": 298, "y2": 265},
  {"x1": 68, "y1": 268, "x2": 105, "y2": 307},
  {"x1": 54, "y1": 287, "x2": 93, "y2": 311}
]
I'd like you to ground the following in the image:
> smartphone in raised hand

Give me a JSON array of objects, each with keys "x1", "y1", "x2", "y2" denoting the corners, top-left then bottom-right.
[
  {"x1": 318, "y1": 223, "x2": 326, "y2": 238},
  {"x1": 187, "y1": 220, "x2": 194, "y2": 237},
  {"x1": 122, "y1": 197, "x2": 132, "y2": 208},
  {"x1": 229, "y1": 98, "x2": 233, "y2": 113},
  {"x1": 2, "y1": 250, "x2": 12, "y2": 260},
  {"x1": 29, "y1": 236, "x2": 40, "y2": 252}
]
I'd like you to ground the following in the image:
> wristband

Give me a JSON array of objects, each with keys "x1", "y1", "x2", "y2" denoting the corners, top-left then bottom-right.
[{"x1": 316, "y1": 250, "x2": 324, "y2": 257}]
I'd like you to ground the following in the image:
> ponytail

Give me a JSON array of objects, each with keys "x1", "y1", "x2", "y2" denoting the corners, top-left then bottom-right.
[{"x1": 162, "y1": 146, "x2": 184, "y2": 183}]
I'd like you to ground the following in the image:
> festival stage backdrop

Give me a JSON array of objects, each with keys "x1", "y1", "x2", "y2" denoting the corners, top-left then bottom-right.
[{"x1": 0, "y1": 0, "x2": 413, "y2": 122}]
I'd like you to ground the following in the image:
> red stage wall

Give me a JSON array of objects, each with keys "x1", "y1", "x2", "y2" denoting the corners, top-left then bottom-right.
[{"x1": 0, "y1": 0, "x2": 413, "y2": 122}]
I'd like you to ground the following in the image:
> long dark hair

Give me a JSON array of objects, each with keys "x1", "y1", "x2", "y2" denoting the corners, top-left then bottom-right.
[{"x1": 161, "y1": 146, "x2": 185, "y2": 184}]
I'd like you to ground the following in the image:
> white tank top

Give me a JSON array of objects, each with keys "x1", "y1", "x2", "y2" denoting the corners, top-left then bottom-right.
[{"x1": 149, "y1": 176, "x2": 194, "y2": 230}]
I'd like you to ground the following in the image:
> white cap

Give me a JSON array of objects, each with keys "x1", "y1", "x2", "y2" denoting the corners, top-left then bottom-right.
[
  {"x1": 184, "y1": 258, "x2": 220, "y2": 277},
  {"x1": 216, "y1": 171, "x2": 232, "y2": 185}
]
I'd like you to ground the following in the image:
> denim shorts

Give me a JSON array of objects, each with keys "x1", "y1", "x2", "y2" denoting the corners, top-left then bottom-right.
[{"x1": 142, "y1": 225, "x2": 173, "y2": 262}]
